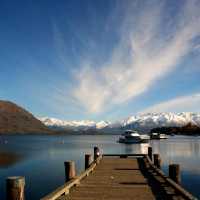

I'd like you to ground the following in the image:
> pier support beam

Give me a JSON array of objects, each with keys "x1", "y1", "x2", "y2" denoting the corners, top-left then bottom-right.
[
  {"x1": 6, "y1": 176, "x2": 25, "y2": 200},
  {"x1": 85, "y1": 154, "x2": 92, "y2": 169},
  {"x1": 169, "y1": 164, "x2": 181, "y2": 184},
  {"x1": 94, "y1": 147, "x2": 100, "y2": 160},
  {"x1": 148, "y1": 147, "x2": 153, "y2": 161},
  {"x1": 64, "y1": 161, "x2": 76, "y2": 182},
  {"x1": 153, "y1": 154, "x2": 161, "y2": 169}
]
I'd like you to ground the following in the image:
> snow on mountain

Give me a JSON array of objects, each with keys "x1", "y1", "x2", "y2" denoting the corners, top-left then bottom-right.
[
  {"x1": 39, "y1": 112, "x2": 200, "y2": 132},
  {"x1": 123, "y1": 112, "x2": 200, "y2": 129},
  {"x1": 95, "y1": 121, "x2": 110, "y2": 129},
  {"x1": 40, "y1": 117, "x2": 96, "y2": 130}
]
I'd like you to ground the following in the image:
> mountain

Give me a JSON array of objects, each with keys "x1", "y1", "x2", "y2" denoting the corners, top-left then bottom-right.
[
  {"x1": 39, "y1": 112, "x2": 200, "y2": 133},
  {"x1": 39, "y1": 117, "x2": 110, "y2": 131},
  {"x1": 151, "y1": 123, "x2": 200, "y2": 136},
  {"x1": 2, "y1": 100, "x2": 199, "y2": 135},
  {"x1": 122, "y1": 112, "x2": 200, "y2": 132},
  {"x1": 0, "y1": 100, "x2": 53, "y2": 134}
]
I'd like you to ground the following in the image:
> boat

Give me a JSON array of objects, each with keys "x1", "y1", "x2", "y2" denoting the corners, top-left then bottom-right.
[
  {"x1": 150, "y1": 132, "x2": 168, "y2": 140},
  {"x1": 118, "y1": 130, "x2": 150, "y2": 144}
]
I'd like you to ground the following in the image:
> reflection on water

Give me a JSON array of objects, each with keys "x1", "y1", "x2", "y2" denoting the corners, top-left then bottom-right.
[
  {"x1": 0, "y1": 152, "x2": 23, "y2": 168},
  {"x1": 0, "y1": 135, "x2": 200, "y2": 199},
  {"x1": 150, "y1": 137, "x2": 200, "y2": 174},
  {"x1": 140, "y1": 143, "x2": 149, "y2": 154},
  {"x1": 123, "y1": 143, "x2": 149, "y2": 154}
]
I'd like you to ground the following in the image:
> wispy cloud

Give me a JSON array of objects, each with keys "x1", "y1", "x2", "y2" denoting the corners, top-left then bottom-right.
[
  {"x1": 140, "y1": 93, "x2": 200, "y2": 113},
  {"x1": 70, "y1": 0, "x2": 200, "y2": 113}
]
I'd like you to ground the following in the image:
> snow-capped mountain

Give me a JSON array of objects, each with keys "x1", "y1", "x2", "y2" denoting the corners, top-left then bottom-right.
[
  {"x1": 122, "y1": 112, "x2": 200, "y2": 132},
  {"x1": 95, "y1": 121, "x2": 111, "y2": 129},
  {"x1": 123, "y1": 112, "x2": 200, "y2": 127},
  {"x1": 39, "y1": 117, "x2": 97, "y2": 131},
  {"x1": 39, "y1": 112, "x2": 200, "y2": 133}
]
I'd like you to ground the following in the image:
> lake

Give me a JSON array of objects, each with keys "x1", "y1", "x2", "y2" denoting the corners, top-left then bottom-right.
[{"x1": 0, "y1": 135, "x2": 200, "y2": 199}]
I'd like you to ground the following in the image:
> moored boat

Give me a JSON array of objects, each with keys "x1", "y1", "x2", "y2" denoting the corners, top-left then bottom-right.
[
  {"x1": 150, "y1": 132, "x2": 168, "y2": 140},
  {"x1": 118, "y1": 130, "x2": 150, "y2": 144}
]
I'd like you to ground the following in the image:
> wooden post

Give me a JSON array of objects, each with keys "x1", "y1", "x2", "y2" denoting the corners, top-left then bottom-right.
[
  {"x1": 148, "y1": 147, "x2": 153, "y2": 161},
  {"x1": 153, "y1": 154, "x2": 161, "y2": 169},
  {"x1": 94, "y1": 146, "x2": 100, "y2": 160},
  {"x1": 85, "y1": 154, "x2": 92, "y2": 169},
  {"x1": 169, "y1": 164, "x2": 181, "y2": 184},
  {"x1": 64, "y1": 161, "x2": 76, "y2": 182},
  {"x1": 6, "y1": 176, "x2": 25, "y2": 200},
  {"x1": 158, "y1": 158, "x2": 161, "y2": 169}
]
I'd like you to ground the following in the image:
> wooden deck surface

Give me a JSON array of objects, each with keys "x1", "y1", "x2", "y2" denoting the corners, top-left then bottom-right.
[
  {"x1": 41, "y1": 152, "x2": 196, "y2": 200},
  {"x1": 60, "y1": 157, "x2": 156, "y2": 200}
]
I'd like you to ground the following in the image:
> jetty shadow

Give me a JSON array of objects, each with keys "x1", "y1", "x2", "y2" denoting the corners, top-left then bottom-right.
[{"x1": 138, "y1": 157, "x2": 168, "y2": 200}]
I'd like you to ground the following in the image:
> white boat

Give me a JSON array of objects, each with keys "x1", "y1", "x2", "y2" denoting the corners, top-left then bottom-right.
[
  {"x1": 159, "y1": 134, "x2": 168, "y2": 139},
  {"x1": 118, "y1": 130, "x2": 150, "y2": 144},
  {"x1": 150, "y1": 132, "x2": 168, "y2": 139}
]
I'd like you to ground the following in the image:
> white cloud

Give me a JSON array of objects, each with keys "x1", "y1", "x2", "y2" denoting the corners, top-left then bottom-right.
[
  {"x1": 72, "y1": 0, "x2": 200, "y2": 113},
  {"x1": 141, "y1": 93, "x2": 200, "y2": 113},
  {"x1": 194, "y1": 43, "x2": 200, "y2": 51}
]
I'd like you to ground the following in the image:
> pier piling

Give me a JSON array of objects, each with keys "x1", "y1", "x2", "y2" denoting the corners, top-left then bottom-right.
[
  {"x1": 148, "y1": 147, "x2": 153, "y2": 161},
  {"x1": 94, "y1": 146, "x2": 100, "y2": 160},
  {"x1": 85, "y1": 154, "x2": 92, "y2": 169},
  {"x1": 153, "y1": 154, "x2": 161, "y2": 169},
  {"x1": 6, "y1": 146, "x2": 196, "y2": 200},
  {"x1": 6, "y1": 176, "x2": 25, "y2": 200},
  {"x1": 64, "y1": 161, "x2": 76, "y2": 182},
  {"x1": 169, "y1": 164, "x2": 181, "y2": 184}
]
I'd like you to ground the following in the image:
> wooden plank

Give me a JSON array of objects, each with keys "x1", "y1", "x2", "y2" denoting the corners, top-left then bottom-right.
[
  {"x1": 144, "y1": 155, "x2": 197, "y2": 200},
  {"x1": 67, "y1": 157, "x2": 155, "y2": 200},
  {"x1": 40, "y1": 156, "x2": 102, "y2": 200},
  {"x1": 41, "y1": 154, "x2": 197, "y2": 200}
]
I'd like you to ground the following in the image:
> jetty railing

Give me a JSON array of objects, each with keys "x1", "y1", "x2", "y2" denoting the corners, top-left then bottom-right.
[
  {"x1": 40, "y1": 147, "x2": 102, "y2": 200},
  {"x1": 40, "y1": 156, "x2": 102, "y2": 200},
  {"x1": 144, "y1": 155, "x2": 196, "y2": 200},
  {"x1": 5, "y1": 146, "x2": 197, "y2": 200}
]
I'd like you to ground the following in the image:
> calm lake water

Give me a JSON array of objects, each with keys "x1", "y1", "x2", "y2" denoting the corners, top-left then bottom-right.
[{"x1": 0, "y1": 135, "x2": 200, "y2": 199}]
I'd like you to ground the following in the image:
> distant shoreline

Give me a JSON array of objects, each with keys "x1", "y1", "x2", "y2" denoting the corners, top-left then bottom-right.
[
  {"x1": 0, "y1": 133, "x2": 199, "y2": 136},
  {"x1": 0, "y1": 132, "x2": 121, "y2": 136}
]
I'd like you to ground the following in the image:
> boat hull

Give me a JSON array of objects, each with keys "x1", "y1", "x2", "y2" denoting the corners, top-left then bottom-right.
[
  {"x1": 150, "y1": 134, "x2": 168, "y2": 140},
  {"x1": 118, "y1": 137, "x2": 149, "y2": 144}
]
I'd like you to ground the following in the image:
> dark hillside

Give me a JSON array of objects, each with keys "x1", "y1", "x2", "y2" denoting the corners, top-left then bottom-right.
[
  {"x1": 151, "y1": 123, "x2": 200, "y2": 135},
  {"x1": 0, "y1": 100, "x2": 53, "y2": 134}
]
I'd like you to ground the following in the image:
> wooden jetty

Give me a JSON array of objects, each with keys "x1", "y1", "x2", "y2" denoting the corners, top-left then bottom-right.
[{"x1": 6, "y1": 147, "x2": 197, "y2": 200}]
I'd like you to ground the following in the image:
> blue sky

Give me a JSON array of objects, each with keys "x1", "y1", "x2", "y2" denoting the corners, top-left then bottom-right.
[{"x1": 0, "y1": 0, "x2": 200, "y2": 121}]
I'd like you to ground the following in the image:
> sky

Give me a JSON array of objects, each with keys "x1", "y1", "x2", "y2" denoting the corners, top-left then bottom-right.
[{"x1": 0, "y1": 0, "x2": 200, "y2": 121}]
